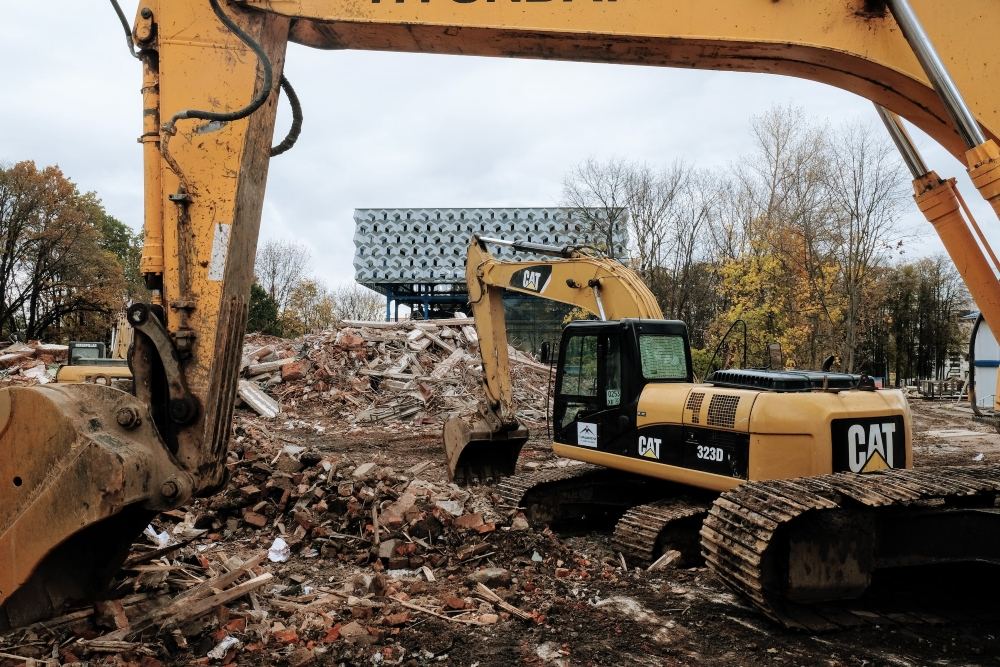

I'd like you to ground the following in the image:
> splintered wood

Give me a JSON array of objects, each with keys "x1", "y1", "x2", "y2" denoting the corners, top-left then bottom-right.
[{"x1": 238, "y1": 317, "x2": 551, "y2": 426}]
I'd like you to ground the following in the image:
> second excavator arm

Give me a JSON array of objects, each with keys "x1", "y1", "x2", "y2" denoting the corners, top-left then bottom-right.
[{"x1": 444, "y1": 235, "x2": 662, "y2": 483}]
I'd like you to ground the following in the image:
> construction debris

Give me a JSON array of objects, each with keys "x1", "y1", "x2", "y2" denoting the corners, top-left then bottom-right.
[
  {"x1": 3, "y1": 333, "x2": 997, "y2": 666},
  {"x1": 237, "y1": 318, "x2": 551, "y2": 427},
  {"x1": 0, "y1": 341, "x2": 67, "y2": 385}
]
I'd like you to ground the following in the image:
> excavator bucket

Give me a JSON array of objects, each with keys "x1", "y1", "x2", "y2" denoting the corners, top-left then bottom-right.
[
  {"x1": 0, "y1": 383, "x2": 188, "y2": 630},
  {"x1": 443, "y1": 415, "x2": 529, "y2": 485}
]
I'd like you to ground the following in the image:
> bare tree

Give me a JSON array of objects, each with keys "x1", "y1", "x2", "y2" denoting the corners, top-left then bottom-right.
[
  {"x1": 562, "y1": 158, "x2": 630, "y2": 258},
  {"x1": 255, "y1": 240, "x2": 310, "y2": 313},
  {"x1": 658, "y1": 171, "x2": 716, "y2": 319},
  {"x1": 332, "y1": 284, "x2": 384, "y2": 321},
  {"x1": 625, "y1": 161, "x2": 690, "y2": 276},
  {"x1": 828, "y1": 121, "x2": 906, "y2": 370},
  {"x1": 563, "y1": 158, "x2": 716, "y2": 321}
]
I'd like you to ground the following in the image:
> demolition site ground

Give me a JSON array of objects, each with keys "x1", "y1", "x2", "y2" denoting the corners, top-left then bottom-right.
[{"x1": 1, "y1": 324, "x2": 999, "y2": 666}]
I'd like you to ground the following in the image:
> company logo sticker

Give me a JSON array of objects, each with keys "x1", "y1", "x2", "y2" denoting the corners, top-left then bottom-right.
[
  {"x1": 847, "y1": 422, "x2": 896, "y2": 472},
  {"x1": 577, "y1": 422, "x2": 598, "y2": 448},
  {"x1": 510, "y1": 265, "x2": 552, "y2": 294},
  {"x1": 638, "y1": 435, "x2": 661, "y2": 459},
  {"x1": 832, "y1": 416, "x2": 904, "y2": 473}
]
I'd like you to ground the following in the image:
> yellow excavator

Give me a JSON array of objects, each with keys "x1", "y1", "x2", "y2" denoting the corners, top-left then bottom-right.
[
  {"x1": 54, "y1": 312, "x2": 135, "y2": 386},
  {"x1": 444, "y1": 234, "x2": 665, "y2": 484},
  {"x1": 445, "y1": 234, "x2": 912, "y2": 572},
  {"x1": 4, "y1": 0, "x2": 1000, "y2": 632}
]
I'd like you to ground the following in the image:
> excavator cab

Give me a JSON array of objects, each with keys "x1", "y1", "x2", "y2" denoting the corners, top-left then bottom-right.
[{"x1": 553, "y1": 319, "x2": 692, "y2": 454}]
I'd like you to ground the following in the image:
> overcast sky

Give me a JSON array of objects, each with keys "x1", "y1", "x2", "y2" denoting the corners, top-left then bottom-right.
[{"x1": 2, "y1": 2, "x2": 992, "y2": 290}]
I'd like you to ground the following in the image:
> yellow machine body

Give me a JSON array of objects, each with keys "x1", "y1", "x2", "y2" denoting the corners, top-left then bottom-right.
[{"x1": 554, "y1": 383, "x2": 913, "y2": 493}]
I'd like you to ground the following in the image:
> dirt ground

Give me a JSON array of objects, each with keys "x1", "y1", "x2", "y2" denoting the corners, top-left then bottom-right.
[{"x1": 3, "y1": 399, "x2": 1000, "y2": 666}]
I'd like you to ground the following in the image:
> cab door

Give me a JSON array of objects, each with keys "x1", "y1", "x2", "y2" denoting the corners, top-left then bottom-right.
[{"x1": 553, "y1": 323, "x2": 631, "y2": 453}]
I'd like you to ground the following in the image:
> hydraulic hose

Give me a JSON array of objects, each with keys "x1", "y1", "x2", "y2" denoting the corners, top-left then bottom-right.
[
  {"x1": 270, "y1": 75, "x2": 303, "y2": 157},
  {"x1": 163, "y1": 0, "x2": 273, "y2": 133},
  {"x1": 108, "y1": 0, "x2": 140, "y2": 59}
]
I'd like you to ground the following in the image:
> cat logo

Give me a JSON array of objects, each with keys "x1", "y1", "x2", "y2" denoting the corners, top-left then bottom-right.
[
  {"x1": 522, "y1": 270, "x2": 542, "y2": 291},
  {"x1": 831, "y1": 416, "x2": 905, "y2": 473},
  {"x1": 638, "y1": 435, "x2": 661, "y2": 459},
  {"x1": 510, "y1": 265, "x2": 552, "y2": 294},
  {"x1": 848, "y1": 422, "x2": 896, "y2": 472}
]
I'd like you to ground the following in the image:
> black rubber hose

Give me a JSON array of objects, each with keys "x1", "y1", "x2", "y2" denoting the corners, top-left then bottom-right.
[
  {"x1": 270, "y1": 75, "x2": 303, "y2": 157},
  {"x1": 108, "y1": 0, "x2": 140, "y2": 59},
  {"x1": 164, "y1": 0, "x2": 273, "y2": 130}
]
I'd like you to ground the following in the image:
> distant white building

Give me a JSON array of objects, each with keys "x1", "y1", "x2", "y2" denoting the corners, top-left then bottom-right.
[{"x1": 352, "y1": 207, "x2": 629, "y2": 320}]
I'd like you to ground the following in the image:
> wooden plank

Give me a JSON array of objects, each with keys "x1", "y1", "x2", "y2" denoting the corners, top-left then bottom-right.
[
  {"x1": 423, "y1": 330, "x2": 456, "y2": 354},
  {"x1": 245, "y1": 357, "x2": 296, "y2": 375},
  {"x1": 155, "y1": 573, "x2": 274, "y2": 632}
]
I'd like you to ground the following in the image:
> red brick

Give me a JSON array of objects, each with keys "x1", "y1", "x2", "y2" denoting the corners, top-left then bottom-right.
[{"x1": 454, "y1": 513, "x2": 484, "y2": 530}]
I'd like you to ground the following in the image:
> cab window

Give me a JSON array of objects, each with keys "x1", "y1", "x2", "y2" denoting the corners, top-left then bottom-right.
[
  {"x1": 559, "y1": 334, "x2": 599, "y2": 397},
  {"x1": 639, "y1": 335, "x2": 688, "y2": 380}
]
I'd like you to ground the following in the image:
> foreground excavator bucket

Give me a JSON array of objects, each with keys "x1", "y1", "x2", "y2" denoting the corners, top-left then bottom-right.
[
  {"x1": 443, "y1": 415, "x2": 528, "y2": 485},
  {"x1": 0, "y1": 384, "x2": 189, "y2": 630}
]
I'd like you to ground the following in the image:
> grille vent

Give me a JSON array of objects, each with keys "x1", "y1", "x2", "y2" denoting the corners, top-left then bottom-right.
[
  {"x1": 707, "y1": 394, "x2": 741, "y2": 429},
  {"x1": 686, "y1": 392, "x2": 706, "y2": 424}
]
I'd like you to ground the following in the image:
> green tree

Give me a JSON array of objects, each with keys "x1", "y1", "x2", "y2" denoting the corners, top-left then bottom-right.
[
  {"x1": 0, "y1": 161, "x2": 127, "y2": 341},
  {"x1": 246, "y1": 283, "x2": 282, "y2": 335},
  {"x1": 96, "y1": 212, "x2": 145, "y2": 300}
]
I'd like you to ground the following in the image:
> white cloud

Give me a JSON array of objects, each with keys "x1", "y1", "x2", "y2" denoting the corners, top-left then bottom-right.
[{"x1": 3, "y1": 1, "x2": 993, "y2": 290}]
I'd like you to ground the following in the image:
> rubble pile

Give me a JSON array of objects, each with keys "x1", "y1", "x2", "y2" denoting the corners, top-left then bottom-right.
[
  {"x1": 237, "y1": 318, "x2": 552, "y2": 429},
  {"x1": 0, "y1": 422, "x2": 630, "y2": 666},
  {"x1": 0, "y1": 340, "x2": 67, "y2": 385}
]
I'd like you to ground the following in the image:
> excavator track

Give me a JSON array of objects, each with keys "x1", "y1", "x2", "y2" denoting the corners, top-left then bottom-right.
[
  {"x1": 496, "y1": 464, "x2": 680, "y2": 531},
  {"x1": 701, "y1": 465, "x2": 1000, "y2": 631},
  {"x1": 497, "y1": 464, "x2": 606, "y2": 515},
  {"x1": 613, "y1": 499, "x2": 708, "y2": 567}
]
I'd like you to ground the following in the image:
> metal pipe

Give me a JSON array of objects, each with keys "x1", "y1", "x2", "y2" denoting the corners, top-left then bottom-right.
[
  {"x1": 592, "y1": 285, "x2": 607, "y2": 321},
  {"x1": 886, "y1": 0, "x2": 986, "y2": 149},
  {"x1": 477, "y1": 236, "x2": 574, "y2": 258},
  {"x1": 874, "y1": 104, "x2": 929, "y2": 179}
]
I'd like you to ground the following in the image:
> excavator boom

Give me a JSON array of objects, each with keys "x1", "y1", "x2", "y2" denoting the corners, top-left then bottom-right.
[{"x1": 445, "y1": 235, "x2": 661, "y2": 483}]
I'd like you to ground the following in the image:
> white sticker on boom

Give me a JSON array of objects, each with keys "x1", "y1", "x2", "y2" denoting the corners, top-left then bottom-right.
[
  {"x1": 208, "y1": 223, "x2": 231, "y2": 281},
  {"x1": 577, "y1": 422, "x2": 598, "y2": 448}
]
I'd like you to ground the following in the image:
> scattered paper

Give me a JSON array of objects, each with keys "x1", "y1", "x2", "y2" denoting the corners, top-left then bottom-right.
[{"x1": 268, "y1": 536, "x2": 291, "y2": 562}]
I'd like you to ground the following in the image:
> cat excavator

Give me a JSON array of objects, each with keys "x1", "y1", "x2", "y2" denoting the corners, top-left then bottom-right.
[
  {"x1": 445, "y1": 233, "x2": 912, "y2": 582},
  {"x1": 3, "y1": 0, "x2": 1000, "y2": 632}
]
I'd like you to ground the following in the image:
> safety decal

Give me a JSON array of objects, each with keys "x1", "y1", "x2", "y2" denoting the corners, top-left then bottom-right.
[{"x1": 606, "y1": 389, "x2": 621, "y2": 406}]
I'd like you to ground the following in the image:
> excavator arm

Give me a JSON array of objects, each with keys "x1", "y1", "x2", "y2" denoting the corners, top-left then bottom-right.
[
  {"x1": 4, "y1": 0, "x2": 1000, "y2": 629},
  {"x1": 444, "y1": 235, "x2": 661, "y2": 483}
]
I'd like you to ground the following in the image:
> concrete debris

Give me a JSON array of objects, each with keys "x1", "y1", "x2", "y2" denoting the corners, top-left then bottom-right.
[
  {"x1": 238, "y1": 379, "x2": 281, "y2": 419},
  {"x1": 236, "y1": 318, "x2": 550, "y2": 429},
  {"x1": 0, "y1": 340, "x2": 66, "y2": 384}
]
